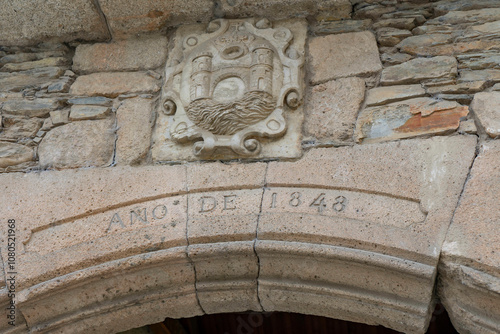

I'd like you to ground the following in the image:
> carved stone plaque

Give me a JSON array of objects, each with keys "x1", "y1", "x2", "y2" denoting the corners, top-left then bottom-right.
[{"x1": 152, "y1": 18, "x2": 306, "y2": 161}]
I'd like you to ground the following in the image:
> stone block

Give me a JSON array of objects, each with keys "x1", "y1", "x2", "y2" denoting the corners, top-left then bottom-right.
[
  {"x1": 373, "y1": 17, "x2": 417, "y2": 30},
  {"x1": 0, "y1": 57, "x2": 69, "y2": 72},
  {"x1": 69, "y1": 105, "x2": 111, "y2": 121},
  {"x1": 38, "y1": 119, "x2": 116, "y2": 169},
  {"x1": 425, "y1": 81, "x2": 487, "y2": 95},
  {"x1": 356, "y1": 97, "x2": 469, "y2": 143},
  {"x1": 0, "y1": 51, "x2": 67, "y2": 65},
  {"x1": 189, "y1": 242, "x2": 261, "y2": 314},
  {"x1": 47, "y1": 77, "x2": 73, "y2": 93},
  {"x1": 67, "y1": 96, "x2": 113, "y2": 106},
  {"x1": 115, "y1": 98, "x2": 153, "y2": 165},
  {"x1": 98, "y1": 0, "x2": 214, "y2": 39},
  {"x1": 376, "y1": 28, "x2": 412, "y2": 47},
  {"x1": 216, "y1": 0, "x2": 351, "y2": 21},
  {"x1": 73, "y1": 35, "x2": 168, "y2": 74},
  {"x1": 0, "y1": 0, "x2": 109, "y2": 46},
  {"x1": 0, "y1": 67, "x2": 66, "y2": 92},
  {"x1": 470, "y1": 91, "x2": 500, "y2": 137},
  {"x1": 439, "y1": 141, "x2": 500, "y2": 334},
  {"x1": 427, "y1": 8, "x2": 500, "y2": 25},
  {"x1": 0, "y1": 142, "x2": 33, "y2": 168},
  {"x1": 0, "y1": 116, "x2": 43, "y2": 141},
  {"x1": 380, "y1": 56, "x2": 457, "y2": 86},
  {"x1": 310, "y1": 19, "x2": 372, "y2": 36},
  {"x1": 365, "y1": 84, "x2": 426, "y2": 107},
  {"x1": 69, "y1": 72, "x2": 161, "y2": 98},
  {"x1": 49, "y1": 109, "x2": 70, "y2": 125},
  {"x1": 380, "y1": 52, "x2": 413, "y2": 66},
  {"x1": 1, "y1": 98, "x2": 63, "y2": 117},
  {"x1": 308, "y1": 31, "x2": 382, "y2": 84},
  {"x1": 304, "y1": 77, "x2": 365, "y2": 143},
  {"x1": 459, "y1": 69, "x2": 500, "y2": 83}
]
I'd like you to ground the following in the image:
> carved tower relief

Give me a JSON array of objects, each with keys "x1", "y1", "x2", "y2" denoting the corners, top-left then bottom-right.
[{"x1": 152, "y1": 18, "x2": 306, "y2": 161}]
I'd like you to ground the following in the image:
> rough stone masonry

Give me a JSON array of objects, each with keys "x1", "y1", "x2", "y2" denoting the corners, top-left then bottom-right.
[{"x1": 0, "y1": 1, "x2": 499, "y2": 333}]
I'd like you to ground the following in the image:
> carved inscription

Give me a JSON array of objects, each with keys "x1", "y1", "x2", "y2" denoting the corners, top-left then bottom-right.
[
  {"x1": 263, "y1": 188, "x2": 427, "y2": 228},
  {"x1": 107, "y1": 204, "x2": 169, "y2": 232},
  {"x1": 25, "y1": 187, "x2": 427, "y2": 254}
]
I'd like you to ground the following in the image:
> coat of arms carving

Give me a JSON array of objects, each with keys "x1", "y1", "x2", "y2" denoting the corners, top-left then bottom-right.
[{"x1": 152, "y1": 18, "x2": 306, "y2": 161}]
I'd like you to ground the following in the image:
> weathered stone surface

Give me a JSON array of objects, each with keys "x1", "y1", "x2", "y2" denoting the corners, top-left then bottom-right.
[
  {"x1": 308, "y1": 31, "x2": 382, "y2": 84},
  {"x1": 304, "y1": 77, "x2": 365, "y2": 142},
  {"x1": 0, "y1": 51, "x2": 66, "y2": 65},
  {"x1": 1, "y1": 98, "x2": 62, "y2": 117},
  {"x1": 354, "y1": 4, "x2": 396, "y2": 20},
  {"x1": 399, "y1": 39, "x2": 500, "y2": 57},
  {"x1": 436, "y1": 94, "x2": 473, "y2": 105},
  {"x1": 47, "y1": 76, "x2": 73, "y2": 93},
  {"x1": 68, "y1": 96, "x2": 113, "y2": 106},
  {"x1": 373, "y1": 17, "x2": 417, "y2": 30},
  {"x1": 439, "y1": 141, "x2": 500, "y2": 334},
  {"x1": 425, "y1": 81, "x2": 487, "y2": 95},
  {"x1": 0, "y1": 116, "x2": 43, "y2": 140},
  {"x1": 434, "y1": 0, "x2": 500, "y2": 16},
  {"x1": 458, "y1": 118, "x2": 477, "y2": 134},
  {"x1": 0, "y1": 67, "x2": 66, "y2": 92},
  {"x1": 69, "y1": 72, "x2": 161, "y2": 98},
  {"x1": 376, "y1": 28, "x2": 412, "y2": 47},
  {"x1": 49, "y1": 109, "x2": 69, "y2": 125},
  {"x1": 73, "y1": 35, "x2": 168, "y2": 74},
  {"x1": 99, "y1": 0, "x2": 214, "y2": 39},
  {"x1": 396, "y1": 33, "x2": 454, "y2": 56},
  {"x1": 356, "y1": 97, "x2": 469, "y2": 143},
  {"x1": 0, "y1": 57, "x2": 69, "y2": 72},
  {"x1": 0, "y1": 0, "x2": 110, "y2": 46},
  {"x1": 427, "y1": 8, "x2": 500, "y2": 26},
  {"x1": 380, "y1": 56, "x2": 457, "y2": 86},
  {"x1": 365, "y1": 84, "x2": 426, "y2": 107},
  {"x1": 458, "y1": 54, "x2": 500, "y2": 70},
  {"x1": 381, "y1": 52, "x2": 413, "y2": 66},
  {"x1": 115, "y1": 98, "x2": 153, "y2": 165},
  {"x1": 216, "y1": 0, "x2": 351, "y2": 21},
  {"x1": 188, "y1": 242, "x2": 261, "y2": 314},
  {"x1": 311, "y1": 19, "x2": 372, "y2": 35},
  {"x1": 69, "y1": 105, "x2": 111, "y2": 121},
  {"x1": 38, "y1": 119, "x2": 115, "y2": 169},
  {"x1": 459, "y1": 69, "x2": 500, "y2": 82},
  {"x1": 470, "y1": 91, "x2": 500, "y2": 137},
  {"x1": 0, "y1": 142, "x2": 33, "y2": 167}
]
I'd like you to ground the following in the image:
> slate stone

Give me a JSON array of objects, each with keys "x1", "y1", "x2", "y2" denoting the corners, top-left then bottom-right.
[
  {"x1": 69, "y1": 105, "x2": 111, "y2": 121},
  {"x1": 380, "y1": 56, "x2": 457, "y2": 85},
  {"x1": 67, "y1": 97, "x2": 113, "y2": 106},
  {"x1": 2, "y1": 98, "x2": 63, "y2": 117}
]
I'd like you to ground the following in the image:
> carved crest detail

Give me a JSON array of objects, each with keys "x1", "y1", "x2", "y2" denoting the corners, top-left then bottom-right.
[{"x1": 160, "y1": 18, "x2": 304, "y2": 157}]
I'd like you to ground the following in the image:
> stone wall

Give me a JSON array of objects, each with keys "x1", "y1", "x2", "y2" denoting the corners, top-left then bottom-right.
[{"x1": 0, "y1": 1, "x2": 499, "y2": 334}]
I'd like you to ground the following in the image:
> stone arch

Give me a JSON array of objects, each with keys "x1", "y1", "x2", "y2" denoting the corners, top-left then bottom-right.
[{"x1": 1, "y1": 137, "x2": 483, "y2": 333}]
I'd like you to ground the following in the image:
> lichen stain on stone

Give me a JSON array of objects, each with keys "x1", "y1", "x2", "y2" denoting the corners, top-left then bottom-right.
[{"x1": 395, "y1": 106, "x2": 469, "y2": 134}]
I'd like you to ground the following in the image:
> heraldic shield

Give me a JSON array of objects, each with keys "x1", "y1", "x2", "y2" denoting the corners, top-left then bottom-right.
[{"x1": 158, "y1": 18, "x2": 305, "y2": 159}]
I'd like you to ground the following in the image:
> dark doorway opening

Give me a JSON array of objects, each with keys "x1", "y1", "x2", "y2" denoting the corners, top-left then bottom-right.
[{"x1": 149, "y1": 303, "x2": 458, "y2": 334}]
